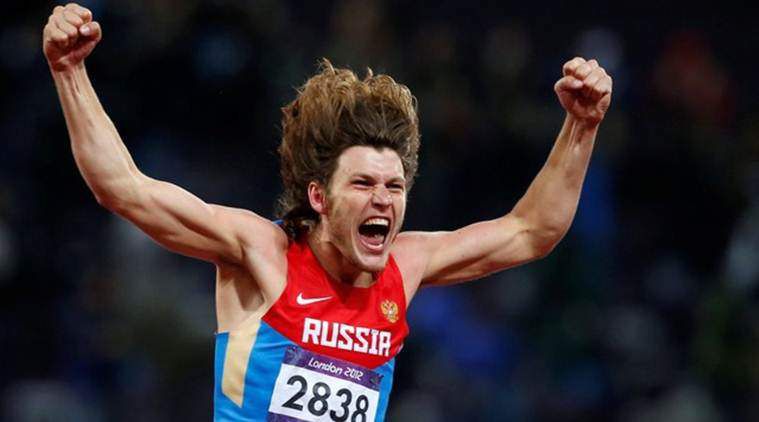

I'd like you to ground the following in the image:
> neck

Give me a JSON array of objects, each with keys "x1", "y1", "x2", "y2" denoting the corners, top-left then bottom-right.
[{"x1": 306, "y1": 224, "x2": 376, "y2": 287}]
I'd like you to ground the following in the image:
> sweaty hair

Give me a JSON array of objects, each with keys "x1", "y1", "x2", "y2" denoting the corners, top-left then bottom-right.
[{"x1": 276, "y1": 59, "x2": 420, "y2": 237}]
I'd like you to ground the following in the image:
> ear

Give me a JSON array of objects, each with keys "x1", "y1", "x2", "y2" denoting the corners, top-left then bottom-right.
[{"x1": 307, "y1": 181, "x2": 327, "y2": 215}]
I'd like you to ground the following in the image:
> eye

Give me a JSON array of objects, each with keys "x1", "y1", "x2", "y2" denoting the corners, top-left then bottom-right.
[
  {"x1": 388, "y1": 183, "x2": 405, "y2": 192},
  {"x1": 352, "y1": 179, "x2": 371, "y2": 188}
]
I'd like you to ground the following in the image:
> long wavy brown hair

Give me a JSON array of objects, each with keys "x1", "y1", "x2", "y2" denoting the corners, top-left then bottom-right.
[{"x1": 276, "y1": 59, "x2": 420, "y2": 237}]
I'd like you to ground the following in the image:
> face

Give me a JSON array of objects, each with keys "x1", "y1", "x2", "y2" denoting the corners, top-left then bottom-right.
[{"x1": 311, "y1": 146, "x2": 407, "y2": 273}]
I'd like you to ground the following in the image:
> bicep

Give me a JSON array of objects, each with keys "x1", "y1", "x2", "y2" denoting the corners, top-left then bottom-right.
[
  {"x1": 109, "y1": 176, "x2": 269, "y2": 264},
  {"x1": 419, "y1": 215, "x2": 543, "y2": 285}
]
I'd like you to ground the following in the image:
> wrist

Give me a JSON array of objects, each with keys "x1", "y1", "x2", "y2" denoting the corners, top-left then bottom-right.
[
  {"x1": 49, "y1": 60, "x2": 85, "y2": 75},
  {"x1": 565, "y1": 113, "x2": 601, "y2": 132}
]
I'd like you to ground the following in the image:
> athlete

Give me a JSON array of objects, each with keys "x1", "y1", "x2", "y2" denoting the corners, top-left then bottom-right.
[{"x1": 44, "y1": 3, "x2": 612, "y2": 421}]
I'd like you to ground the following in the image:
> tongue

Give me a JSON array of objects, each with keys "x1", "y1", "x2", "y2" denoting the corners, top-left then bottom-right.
[{"x1": 360, "y1": 232, "x2": 384, "y2": 247}]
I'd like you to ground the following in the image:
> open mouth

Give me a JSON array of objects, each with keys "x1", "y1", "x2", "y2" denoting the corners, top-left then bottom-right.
[{"x1": 357, "y1": 217, "x2": 390, "y2": 252}]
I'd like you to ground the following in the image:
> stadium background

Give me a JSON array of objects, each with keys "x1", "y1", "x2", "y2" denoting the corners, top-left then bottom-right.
[{"x1": 2, "y1": 1, "x2": 757, "y2": 421}]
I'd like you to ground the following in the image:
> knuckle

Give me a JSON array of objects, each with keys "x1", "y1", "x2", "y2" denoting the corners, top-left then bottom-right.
[
  {"x1": 63, "y1": 25, "x2": 76, "y2": 36},
  {"x1": 63, "y1": 10, "x2": 79, "y2": 21}
]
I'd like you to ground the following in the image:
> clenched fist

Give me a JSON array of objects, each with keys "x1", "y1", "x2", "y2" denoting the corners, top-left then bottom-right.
[
  {"x1": 554, "y1": 57, "x2": 612, "y2": 125},
  {"x1": 43, "y1": 3, "x2": 102, "y2": 72}
]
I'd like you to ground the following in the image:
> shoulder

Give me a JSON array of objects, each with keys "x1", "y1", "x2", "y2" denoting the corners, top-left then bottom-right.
[
  {"x1": 391, "y1": 230, "x2": 448, "y2": 258},
  {"x1": 390, "y1": 231, "x2": 443, "y2": 303},
  {"x1": 212, "y1": 205, "x2": 290, "y2": 252},
  {"x1": 215, "y1": 208, "x2": 291, "y2": 301},
  {"x1": 209, "y1": 206, "x2": 290, "y2": 281}
]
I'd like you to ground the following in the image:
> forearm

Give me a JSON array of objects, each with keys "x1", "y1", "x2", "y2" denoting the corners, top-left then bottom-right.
[
  {"x1": 52, "y1": 63, "x2": 144, "y2": 208},
  {"x1": 510, "y1": 114, "x2": 598, "y2": 251}
]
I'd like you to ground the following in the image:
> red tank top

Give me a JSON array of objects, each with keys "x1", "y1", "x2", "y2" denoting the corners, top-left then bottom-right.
[{"x1": 262, "y1": 238, "x2": 410, "y2": 369}]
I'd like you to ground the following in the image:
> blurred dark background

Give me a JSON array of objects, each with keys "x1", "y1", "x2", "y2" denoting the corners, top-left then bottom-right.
[{"x1": 2, "y1": 1, "x2": 758, "y2": 421}]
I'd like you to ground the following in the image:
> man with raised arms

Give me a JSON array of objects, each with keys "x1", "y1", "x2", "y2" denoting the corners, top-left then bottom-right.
[{"x1": 44, "y1": 3, "x2": 612, "y2": 421}]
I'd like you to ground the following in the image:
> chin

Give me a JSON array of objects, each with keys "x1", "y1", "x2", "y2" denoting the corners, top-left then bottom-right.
[{"x1": 354, "y1": 251, "x2": 390, "y2": 273}]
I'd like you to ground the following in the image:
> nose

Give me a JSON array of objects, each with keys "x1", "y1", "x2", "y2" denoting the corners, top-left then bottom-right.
[{"x1": 371, "y1": 187, "x2": 392, "y2": 207}]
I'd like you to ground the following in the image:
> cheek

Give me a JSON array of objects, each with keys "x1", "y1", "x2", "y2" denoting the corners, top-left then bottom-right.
[
  {"x1": 394, "y1": 197, "x2": 407, "y2": 220},
  {"x1": 328, "y1": 196, "x2": 358, "y2": 228}
]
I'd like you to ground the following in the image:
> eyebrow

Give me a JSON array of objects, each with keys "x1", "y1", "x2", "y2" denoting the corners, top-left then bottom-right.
[{"x1": 351, "y1": 173, "x2": 406, "y2": 184}]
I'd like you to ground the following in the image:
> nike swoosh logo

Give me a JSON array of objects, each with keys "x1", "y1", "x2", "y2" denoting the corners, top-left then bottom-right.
[{"x1": 296, "y1": 293, "x2": 333, "y2": 306}]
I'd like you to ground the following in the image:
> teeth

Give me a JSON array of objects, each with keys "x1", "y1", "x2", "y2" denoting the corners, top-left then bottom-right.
[{"x1": 364, "y1": 218, "x2": 389, "y2": 226}]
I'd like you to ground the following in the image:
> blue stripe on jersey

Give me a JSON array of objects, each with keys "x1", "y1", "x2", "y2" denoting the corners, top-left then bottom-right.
[
  {"x1": 374, "y1": 355, "x2": 395, "y2": 420},
  {"x1": 214, "y1": 321, "x2": 396, "y2": 421},
  {"x1": 214, "y1": 332, "x2": 232, "y2": 419}
]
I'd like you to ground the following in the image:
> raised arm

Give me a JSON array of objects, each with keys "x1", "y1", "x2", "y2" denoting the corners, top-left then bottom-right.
[
  {"x1": 43, "y1": 4, "x2": 282, "y2": 265},
  {"x1": 395, "y1": 57, "x2": 612, "y2": 288}
]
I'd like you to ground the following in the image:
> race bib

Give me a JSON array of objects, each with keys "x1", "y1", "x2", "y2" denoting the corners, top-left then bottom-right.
[{"x1": 268, "y1": 346, "x2": 383, "y2": 422}]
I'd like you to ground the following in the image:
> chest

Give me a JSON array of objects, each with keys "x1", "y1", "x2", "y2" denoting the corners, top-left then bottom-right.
[{"x1": 262, "y1": 266, "x2": 408, "y2": 369}]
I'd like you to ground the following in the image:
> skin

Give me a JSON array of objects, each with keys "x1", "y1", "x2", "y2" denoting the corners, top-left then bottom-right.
[
  {"x1": 43, "y1": 4, "x2": 612, "y2": 332},
  {"x1": 307, "y1": 146, "x2": 407, "y2": 287}
]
